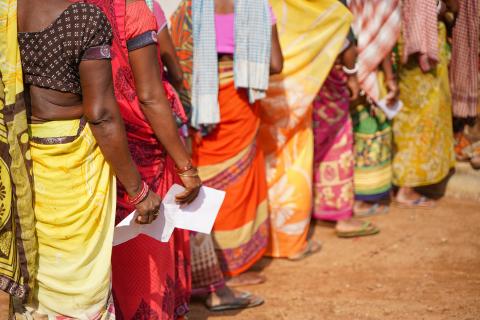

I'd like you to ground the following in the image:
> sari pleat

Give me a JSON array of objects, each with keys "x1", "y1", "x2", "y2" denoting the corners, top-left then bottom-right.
[{"x1": 193, "y1": 61, "x2": 269, "y2": 276}]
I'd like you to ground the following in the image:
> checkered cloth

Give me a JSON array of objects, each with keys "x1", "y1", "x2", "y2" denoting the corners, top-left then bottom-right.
[
  {"x1": 191, "y1": 0, "x2": 271, "y2": 129},
  {"x1": 348, "y1": 0, "x2": 401, "y2": 101},
  {"x1": 234, "y1": 0, "x2": 272, "y2": 103},
  {"x1": 450, "y1": 0, "x2": 479, "y2": 118},
  {"x1": 190, "y1": 233, "x2": 225, "y2": 294},
  {"x1": 401, "y1": 0, "x2": 438, "y2": 64},
  {"x1": 191, "y1": 0, "x2": 219, "y2": 129}
]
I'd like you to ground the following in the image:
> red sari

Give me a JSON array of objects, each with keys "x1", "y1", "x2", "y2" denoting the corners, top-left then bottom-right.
[{"x1": 84, "y1": 0, "x2": 191, "y2": 318}]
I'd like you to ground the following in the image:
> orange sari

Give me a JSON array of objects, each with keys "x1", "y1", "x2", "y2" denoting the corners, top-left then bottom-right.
[
  {"x1": 260, "y1": 0, "x2": 352, "y2": 257},
  {"x1": 192, "y1": 61, "x2": 269, "y2": 276}
]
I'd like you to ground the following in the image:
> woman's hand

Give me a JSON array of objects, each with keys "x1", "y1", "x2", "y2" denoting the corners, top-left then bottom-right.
[
  {"x1": 385, "y1": 78, "x2": 399, "y2": 106},
  {"x1": 176, "y1": 168, "x2": 202, "y2": 205},
  {"x1": 135, "y1": 190, "x2": 162, "y2": 224}
]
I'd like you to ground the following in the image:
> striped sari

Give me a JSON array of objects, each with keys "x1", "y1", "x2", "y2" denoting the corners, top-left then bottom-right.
[
  {"x1": 192, "y1": 61, "x2": 269, "y2": 276},
  {"x1": 171, "y1": 1, "x2": 268, "y2": 289}
]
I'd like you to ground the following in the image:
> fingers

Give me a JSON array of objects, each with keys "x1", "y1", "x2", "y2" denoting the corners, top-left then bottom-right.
[
  {"x1": 175, "y1": 186, "x2": 201, "y2": 205},
  {"x1": 135, "y1": 191, "x2": 161, "y2": 224}
]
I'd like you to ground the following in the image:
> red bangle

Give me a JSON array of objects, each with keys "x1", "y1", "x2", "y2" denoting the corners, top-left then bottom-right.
[
  {"x1": 175, "y1": 160, "x2": 195, "y2": 174},
  {"x1": 127, "y1": 181, "x2": 149, "y2": 206}
]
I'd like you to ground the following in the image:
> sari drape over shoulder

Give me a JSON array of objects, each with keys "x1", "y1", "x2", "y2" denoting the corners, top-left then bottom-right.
[
  {"x1": 259, "y1": 0, "x2": 352, "y2": 257},
  {"x1": 0, "y1": 0, "x2": 37, "y2": 302}
]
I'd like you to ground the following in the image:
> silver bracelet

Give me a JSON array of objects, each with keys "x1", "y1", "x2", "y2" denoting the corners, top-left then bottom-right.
[{"x1": 342, "y1": 64, "x2": 358, "y2": 75}]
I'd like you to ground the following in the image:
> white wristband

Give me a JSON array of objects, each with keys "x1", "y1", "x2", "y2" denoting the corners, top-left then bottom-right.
[{"x1": 342, "y1": 64, "x2": 358, "y2": 75}]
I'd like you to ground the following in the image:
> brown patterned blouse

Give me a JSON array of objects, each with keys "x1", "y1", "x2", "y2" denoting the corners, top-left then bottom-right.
[{"x1": 18, "y1": 2, "x2": 113, "y2": 95}]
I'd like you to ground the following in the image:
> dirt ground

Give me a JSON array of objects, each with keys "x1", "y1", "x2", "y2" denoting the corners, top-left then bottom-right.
[
  {"x1": 1, "y1": 197, "x2": 478, "y2": 320},
  {"x1": 189, "y1": 197, "x2": 480, "y2": 320}
]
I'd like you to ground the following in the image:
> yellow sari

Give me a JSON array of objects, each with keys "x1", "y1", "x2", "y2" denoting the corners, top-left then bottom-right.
[
  {"x1": 259, "y1": 0, "x2": 352, "y2": 257},
  {"x1": 393, "y1": 23, "x2": 455, "y2": 187},
  {"x1": 27, "y1": 120, "x2": 116, "y2": 318}
]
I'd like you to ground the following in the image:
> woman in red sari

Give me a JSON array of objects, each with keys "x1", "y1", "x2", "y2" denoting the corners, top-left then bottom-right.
[{"x1": 85, "y1": 0, "x2": 201, "y2": 318}]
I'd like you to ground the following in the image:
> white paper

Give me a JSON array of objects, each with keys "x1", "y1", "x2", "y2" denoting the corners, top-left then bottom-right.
[
  {"x1": 113, "y1": 184, "x2": 225, "y2": 246},
  {"x1": 376, "y1": 99, "x2": 403, "y2": 120}
]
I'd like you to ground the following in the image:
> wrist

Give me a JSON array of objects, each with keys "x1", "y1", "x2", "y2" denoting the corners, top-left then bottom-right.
[
  {"x1": 175, "y1": 159, "x2": 194, "y2": 173},
  {"x1": 342, "y1": 64, "x2": 358, "y2": 75},
  {"x1": 125, "y1": 177, "x2": 143, "y2": 198},
  {"x1": 126, "y1": 181, "x2": 150, "y2": 206}
]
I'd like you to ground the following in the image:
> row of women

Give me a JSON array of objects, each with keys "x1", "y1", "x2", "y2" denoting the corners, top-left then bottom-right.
[{"x1": 0, "y1": 0, "x2": 477, "y2": 318}]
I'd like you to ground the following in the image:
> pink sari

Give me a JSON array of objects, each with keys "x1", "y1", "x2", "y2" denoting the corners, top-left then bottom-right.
[{"x1": 312, "y1": 67, "x2": 354, "y2": 221}]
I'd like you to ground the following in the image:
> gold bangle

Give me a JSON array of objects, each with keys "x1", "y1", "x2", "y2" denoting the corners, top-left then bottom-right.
[{"x1": 178, "y1": 172, "x2": 199, "y2": 178}]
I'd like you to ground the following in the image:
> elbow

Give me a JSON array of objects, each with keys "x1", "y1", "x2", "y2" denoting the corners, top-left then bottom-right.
[
  {"x1": 270, "y1": 58, "x2": 284, "y2": 75},
  {"x1": 136, "y1": 88, "x2": 158, "y2": 109},
  {"x1": 85, "y1": 104, "x2": 115, "y2": 126}
]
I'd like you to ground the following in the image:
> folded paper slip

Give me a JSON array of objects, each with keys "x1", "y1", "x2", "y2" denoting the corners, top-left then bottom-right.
[{"x1": 113, "y1": 184, "x2": 226, "y2": 245}]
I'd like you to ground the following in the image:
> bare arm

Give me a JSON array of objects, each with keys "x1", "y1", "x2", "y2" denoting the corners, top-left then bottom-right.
[
  {"x1": 270, "y1": 25, "x2": 284, "y2": 74},
  {"x1": 157, "y1": 27, "x2": 184, "y2": 92},
  {"x1": 79, "y1": 59, "x2": 162, "y2": 223},
  {"x1": 341, "y1": 44, "x2": 360, "y2": 101},
  {"x1": 128, "y1": 44, "x2": 201, "y2": 204},
  {"x1": 381, "y1": 52, "x2": 399, "y2": 106}
]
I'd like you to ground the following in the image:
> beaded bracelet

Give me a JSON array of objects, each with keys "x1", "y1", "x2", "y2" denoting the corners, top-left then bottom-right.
[{"x1": 127, "y1": 181, "x2": 149, "y2": 206}]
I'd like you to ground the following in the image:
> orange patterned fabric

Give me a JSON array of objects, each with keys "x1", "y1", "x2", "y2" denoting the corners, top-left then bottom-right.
[{"x1": 192, "y1": 67, "x2": 269, "y2": 276}]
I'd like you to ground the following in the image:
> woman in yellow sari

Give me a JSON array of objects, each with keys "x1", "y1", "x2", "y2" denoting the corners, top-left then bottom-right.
[
  {"x1": 393, "y1": 0, "x2": 456, "y2": 207},
  {"x1": 7, "y1": 0, "x2": 177, "y2": 318}
]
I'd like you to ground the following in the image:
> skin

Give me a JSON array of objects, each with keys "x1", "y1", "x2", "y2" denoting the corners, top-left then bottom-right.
[
  {"x1": 157, "y1": 27, "x2": 184, "y2": 92},
  {"x1": 341, "y1": 44, "x2": 360, "y2": 101},
  {"x1": 126, "y1": 0, "x2": 201, "y2": 205},
  {"x1": 17, "y1": 0, "x2": 162, "y2": 224}
]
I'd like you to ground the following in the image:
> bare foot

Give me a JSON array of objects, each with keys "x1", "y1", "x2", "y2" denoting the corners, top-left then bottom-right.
[
  {"x1": 354, "y1": 201, "x2": 388, "y2": 217},
  {"x1": 226, "y1": 272, "x2": 266, "y2": 288},
  {"x1": 335, "y1": 218, "x2": 380, "y2": 238},
  {"x1": 396, "y1": 187, "x2": 435, "y2": 208},
  {"x1": 206, "y1": 286, "x2": 264, "y2": 311},
  {"x1": 287, "y1": 239, "x2": 322, "y2": 261}
]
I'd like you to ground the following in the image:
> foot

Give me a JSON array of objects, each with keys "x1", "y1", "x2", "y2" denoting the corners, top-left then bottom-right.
[
  {"x1": 287, "y1": 239, "x2": 322, "y2": 261},
  {"x1": 396, "y1": 187, "x2": 435, "y2": 208},
  {"x1": 471, "y1": 155, "x2": 480, "y2": 170},
  {"x1": 354, "y1": 201, "x2": 389, "y2": 217},
  {"x1": 335, "y1": 218, "x2": 380, "y2": 238},
  {"x1": 336, "y1": 218, "x2": 367, "y2": 233},
  {"x1": 205, "y1": 286, "x2": 263, "y2": 311},
  {"x1": 226, "y1": 272, "x2": 266, "y2": 288}
]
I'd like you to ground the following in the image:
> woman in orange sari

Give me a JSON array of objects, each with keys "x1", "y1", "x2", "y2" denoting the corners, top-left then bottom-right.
[{"x1": 171, "y1": 0, "x2": 283, "y2": 311}]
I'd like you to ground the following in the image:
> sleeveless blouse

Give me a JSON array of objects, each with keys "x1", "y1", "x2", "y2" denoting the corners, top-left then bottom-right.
[
  {"x1": 18, "y1": 2, "x2": 113, "y2": 95},
  {"x1": 215, "y1": 6, "x2": 276, "y2": 54}
]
